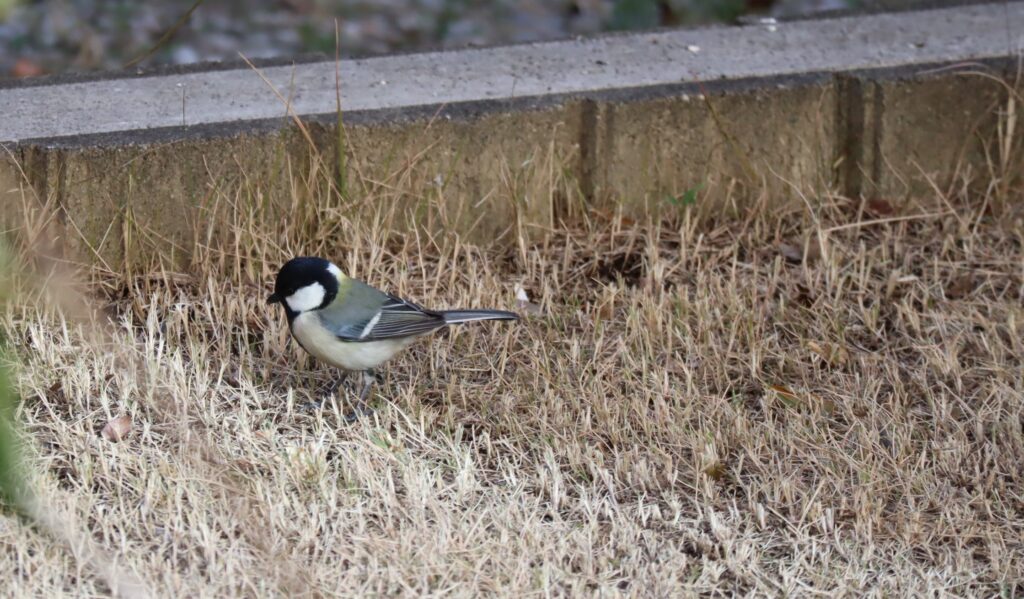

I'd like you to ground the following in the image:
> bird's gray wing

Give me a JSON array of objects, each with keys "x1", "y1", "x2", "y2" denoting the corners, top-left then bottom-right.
[{"x1": 316, "y1": 278, "x2": 446, "y2": 342}]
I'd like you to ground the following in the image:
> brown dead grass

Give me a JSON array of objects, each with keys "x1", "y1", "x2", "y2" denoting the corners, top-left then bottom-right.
[{"x1": 2, "y1": 101, "x2": 1024, "y2": 597}]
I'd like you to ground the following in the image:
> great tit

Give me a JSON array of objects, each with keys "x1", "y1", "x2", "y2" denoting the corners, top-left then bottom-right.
[{"x1": 267, "y1": 257, "x2": 518, "y2": 409}]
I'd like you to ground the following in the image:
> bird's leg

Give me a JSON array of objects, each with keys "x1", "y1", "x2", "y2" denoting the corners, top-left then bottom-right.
[
  {"x1": 344, "y1": 369, "x2": 377, "y2": 423},
  {"x1": 327, "y1": 374, "x2": 346, "y2": 396},
  {"x1": 358, "y1": 370, "x2": 375, "y2": 403},
  {"x1": 302, "y1": 372, "x2": 348, "y2": 412}
]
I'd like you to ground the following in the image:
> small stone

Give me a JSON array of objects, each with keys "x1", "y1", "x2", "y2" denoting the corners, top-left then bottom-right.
[{"x1": 171, "y1": 45, "x2": 200, "y2": 65}]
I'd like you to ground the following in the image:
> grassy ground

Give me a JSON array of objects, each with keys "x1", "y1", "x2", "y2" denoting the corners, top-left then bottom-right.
[{"x1": 1, "y1": 148, "x2": 1023, "y2": 596}]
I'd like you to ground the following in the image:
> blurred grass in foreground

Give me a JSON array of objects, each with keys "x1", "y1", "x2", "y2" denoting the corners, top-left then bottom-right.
[
  {"x1": 0, "y1": 336, "x2": 24, "y2": 512},
  {"x1": 0, "y1": 243, "x2": 150, "y2": 597},
  {"x1": 0, "y1": 0, "x2": 17, "y2": 22},
  {"x1": 0, "y1": 243, "x2": 27, "y2": 514}
]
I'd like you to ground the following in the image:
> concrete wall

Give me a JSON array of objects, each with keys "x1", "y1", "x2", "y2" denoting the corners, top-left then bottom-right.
[{"x1": 1, "y1": 3, "x2": 1021, "y2": 266}]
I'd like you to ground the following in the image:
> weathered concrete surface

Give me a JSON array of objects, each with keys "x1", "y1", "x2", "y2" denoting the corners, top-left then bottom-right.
[
  {"x1": 0, "y1": 3, "x2": 1021, "y2": 266},
  {"x1": 338, "y1": 105, "x2": 582, "y2": 240},
  {"x1": 586, "y1": 76, "x2": 838, "y2": 216},
  {"x1": 52, "y1": 106, "x2": 582, "y2": 263},
  {"x1": 0, "y1": 150, "x2": 48, "y2": 247},
  {"x1": 0, "y1": 154, "x2": 26, "y2": 236},
  {"x1": 55, "y1": 130, "x2": 311, "y2": 265},
  {"x1": 863, "y1": 69, "x2": 1010, "y2": 198}
]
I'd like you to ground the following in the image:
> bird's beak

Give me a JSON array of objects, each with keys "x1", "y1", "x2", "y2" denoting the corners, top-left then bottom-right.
[{"x1": 267, "y1": 293, "x2": 281, "y2": 305}]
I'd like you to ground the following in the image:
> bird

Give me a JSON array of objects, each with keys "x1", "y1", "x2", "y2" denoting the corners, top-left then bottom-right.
[{"x1": 267, "y1": 256, "x2": 518, "y2": 413}]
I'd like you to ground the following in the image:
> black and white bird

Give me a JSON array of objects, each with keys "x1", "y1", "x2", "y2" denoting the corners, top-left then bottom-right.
[{"x1": 267, "y1": 257, "x2": 518, "y2": 410}]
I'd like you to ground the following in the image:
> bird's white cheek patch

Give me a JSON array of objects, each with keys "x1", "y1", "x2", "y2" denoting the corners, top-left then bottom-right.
[{"x1": 285, "y1": 282, "x2": 326, "y2": 313}]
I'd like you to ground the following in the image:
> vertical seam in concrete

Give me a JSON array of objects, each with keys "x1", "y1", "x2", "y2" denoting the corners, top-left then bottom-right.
[
  {"x1": 835, "y1": 74, "x2": 865, "y2": 199},
  {"x1": 578, "y1": 98, "x2": 599, "y2": 202},
  {"x1": 869, "y1": 81, "x2": 884, "y2": 192},
  {"x1": 600, "y1": 102, "x2": 615, "y2": 203},
  {"x1": 51, "y1": 150, "x2": 68, "y2": 235}
]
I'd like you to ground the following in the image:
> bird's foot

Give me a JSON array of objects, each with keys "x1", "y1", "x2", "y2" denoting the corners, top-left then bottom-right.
[
  {"x1": 302, "y1": 371, "x2": 377, "y2": 421},
  {"x1": 343, "y1": 401, "x2": 374, "y2": 423},
  {"x1": 298, "y1": 399, "x2": 324, "y2": 413},
  {"x1": 342, "y1": 370, "x2": 378, "y2": 423},
  {"x1": 318, "y1": 375, "x2": 351, "y2": 397},
  {"x1": 300, "y1": 380, "x2": 343, "y2": 413}
]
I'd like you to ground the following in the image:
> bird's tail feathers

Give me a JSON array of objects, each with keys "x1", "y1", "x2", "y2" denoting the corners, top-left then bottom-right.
[{"x1": 441, "y1": 309, "x2": 519, "y2": 324}]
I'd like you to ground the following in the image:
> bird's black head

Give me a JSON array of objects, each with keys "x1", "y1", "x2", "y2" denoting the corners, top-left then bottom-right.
[{"x1": 267, "y1": 257, "x2": 341, "y2": 318}]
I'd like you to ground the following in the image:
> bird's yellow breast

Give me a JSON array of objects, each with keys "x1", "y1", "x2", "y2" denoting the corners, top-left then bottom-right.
[{"x1": 290, "y1": 312, "x2": 414, "y2": 371}]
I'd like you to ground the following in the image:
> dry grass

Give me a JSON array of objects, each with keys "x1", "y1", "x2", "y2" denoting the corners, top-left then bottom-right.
[{"x1": 2, "y1": 107, "x2": 1024, "y2": 596}]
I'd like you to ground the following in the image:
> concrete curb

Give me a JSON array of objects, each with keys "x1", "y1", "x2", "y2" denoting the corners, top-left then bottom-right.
[{"x1": 1, "y1": 3, "x2": 1022, "y2": 265}]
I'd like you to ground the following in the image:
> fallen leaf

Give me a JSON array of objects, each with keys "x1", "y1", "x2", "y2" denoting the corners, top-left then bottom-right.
[
  {"x1": 232, "y1": 458, "x2": 258, "y2": 473},
  {"x1": 769, "y1": 384, "x2": 801, "y2": 406},
  {"x1": 865, "y1": 197, "x2": 896, "y2": 217},
  {"x1": 703, "y1": 461, "x2": 727, "y2": 480},
  {"x1": 805, "y1": 236, "x2": 823, "y2": 263},
  {"x1": 588, "y1": 208, "x2": 615, "y2": 223},
  {"x1": 47, "y1": 380, "x2": 64, "y2": 398},
  {"x1": 11, "y1": 58, "x2": 44, "y2": 78},
  {"x1": 778, "y1": 237, "x2": 822, "y2": 265},
  {"x1": 101, "y1": 415, "x2": 132, "y2": 442},
  {"x1": 807, "y1": 340, "x2": 849, "y2": 366}
]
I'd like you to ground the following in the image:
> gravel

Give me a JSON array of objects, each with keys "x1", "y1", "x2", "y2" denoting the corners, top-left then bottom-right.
[{"x1": 0, "y1": 0, "x2": 865, "y2": 79}]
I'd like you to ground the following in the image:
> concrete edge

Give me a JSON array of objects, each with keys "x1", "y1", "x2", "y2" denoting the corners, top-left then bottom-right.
[
  {"x1": 9, "y1": 56, "x2": 1016, "y2": 151},
  {"x1": 5, "y1": 3, "x2": 1022, "y2": 144},
  {"x1": 0, "y1": 52, "x2": 334, "y2": 91}
]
